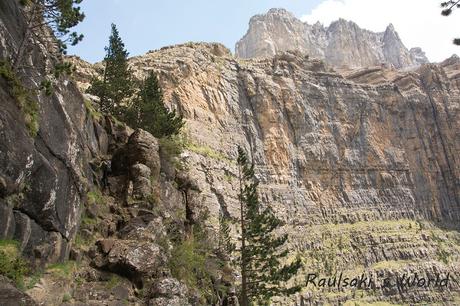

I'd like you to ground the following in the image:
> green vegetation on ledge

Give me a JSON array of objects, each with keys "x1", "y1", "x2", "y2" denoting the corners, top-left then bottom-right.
[
  {"x1": 0, "y1": 239, "x2": 29, "y2": 289},
  {"x1": 0, "y1": 60, "x2": 39, "y2": 137}
]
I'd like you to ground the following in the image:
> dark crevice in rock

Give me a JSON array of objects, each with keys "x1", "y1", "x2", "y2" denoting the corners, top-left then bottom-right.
[
  {"x1": 236, "y1": 70, "x2": 263, "y2": 160},
  {"x1": 12, "y1": 207, "x2": 69, "y2": 242},
  {"x1": 420, "y1": 80, "x2": 460, "y2": 220},
  {"x1": 209, "y1": 184, "x2": 230, "y2": 219}
]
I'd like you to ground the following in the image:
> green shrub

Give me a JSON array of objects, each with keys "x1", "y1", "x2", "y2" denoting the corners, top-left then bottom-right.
[
  {"x1": 159, "y1": 134, "x2": 186, "y2": 158},
  {"x1": 74, "y1": 232, "x2": 94, "y2": 248},
  {"x1": 84, "y1": 99, "x2": 102, "y2": 120},
  {"x1": 159, "y1": 133, "x2": 189, "y2": 170},
  {"x1": 186, "y1": 142, "x2": 229, "y2": 161},
  {"x1": 0, "y1": 240, "x2": 29, "y2": 288},
  {"x1": 169, "y1": 237, "x2": 207, "y2": 287},
  {"x1": 106, "y1": 274, "x2": 122, "y2": 289},
  {"x1": 223, "y1": 171, "x2": 233, "y2": 183},
  {"x1": 0, "y1": 60, "x2": 39, "y2": 137},
  {"x1": 81, "y1": 216, "x2": 97, "y2": 226},
  {"x1": 25, "y1": 270, "x2": 43, "y2": 290},
  {"x1": 62, "y1": 292, "x2": 72, "y2": 302},
  {"x1": 437, "y1": 246, "x2": 450, "y2": 264},
  {"x1": 87, "y1": 189, "x2": 104, "y2": 206},
  {"x1": 168, "y1": 234, "x2": 218, "y2": 303}
]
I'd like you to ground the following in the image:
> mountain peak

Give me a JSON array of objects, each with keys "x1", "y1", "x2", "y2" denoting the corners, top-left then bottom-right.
[
  {"x1": 266, "y1": 8, "x2": 292, "y2": 16},
  {"x1": 236, "y1": 8, "x2": 428, "y2": 69},
  {"x1": 386, "y1": 23, "x2": 395, "y2": 31}
]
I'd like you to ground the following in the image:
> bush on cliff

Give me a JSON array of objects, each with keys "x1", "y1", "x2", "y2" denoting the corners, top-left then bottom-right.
[
  {"x1": 125, "y1": 71, "x2": 184, "y2": 138},
  {"x1": 0, "y1": 240, "x2": 29, "y2": 288},
  {"x1": 0, "y1": 60, "x2": 39, "y2": 137}
]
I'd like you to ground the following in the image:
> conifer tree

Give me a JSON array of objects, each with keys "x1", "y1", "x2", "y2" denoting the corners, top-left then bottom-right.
[
  {"x1": 218, "y1": 213, "x2": 236, "y2": 258},
  {"x1": 441, "y1": 1, "x2": 460, "y2": 45},
  {"x1": 126, "y1": 71, "x2": 184, "y2": 138},
  {"x1": 13, "y1": 0, "x2": 85, "y2": 71},
  {"x1": 236, "y1": 146, "x2": 302, "y2": 306},
  {"x1": 87, "y1": 23, "x2": 134, "y2": 117}
]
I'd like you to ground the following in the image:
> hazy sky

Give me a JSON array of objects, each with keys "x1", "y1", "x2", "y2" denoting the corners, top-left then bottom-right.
[
  {"x1": 301, "y1": 0, "x2": 460, "y2": 63},
  {"x1": 68, "y1": 0, "x2": 459, "y2": 63}
]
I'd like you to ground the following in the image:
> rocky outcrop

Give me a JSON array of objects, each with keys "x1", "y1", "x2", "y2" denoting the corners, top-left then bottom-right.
[
  {"x1": 0, "y1": 0, "x2": 106, "y2": 266},
  {"x1": 127, "y1": 129, "x2": 161, "y2": 180},
  {"x1": 148, "y1": 278, "x2": 190, "y2": 306},
  {"x1": 410, "y1": 47, "x2": 429, "y2": 67},
  {"x1": 235, "y1": 8, "x2": 429, "y2": 69},
  {"x1": 0, "y1": 276, "x2": 37, "y2": 306}
]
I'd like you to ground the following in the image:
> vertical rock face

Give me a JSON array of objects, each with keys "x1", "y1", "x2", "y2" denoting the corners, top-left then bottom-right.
[
  {"x1": 410, "y1": 47, "x2": 429, "y2": 66},
  {"x1": 79, "y1": 42, "x2": 458, "y2": 303},
  {"x1": 0, "y1": 0, "x2": 104, "y2": 264},
  {"x1": 95, "y1": 43, "x2": 457, "y2": 228},
  {"x1": 381, "y1": 23, "x2": 413, "y2": 68},
  {"x1": 235, "y1": 8, "x2": 429, "y2": 69}
]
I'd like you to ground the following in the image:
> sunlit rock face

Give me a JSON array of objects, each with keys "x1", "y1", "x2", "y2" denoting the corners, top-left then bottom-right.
[
  {"x1": 114, "y1": 43, "x2": 459, "y2": 224},
  {"x1": 235, "y1": 8, "x2": 429, "y2": 69},
  {"x1": 73, "y1": 41, "x2": 459, "y2": 304},
  {"x1": 127, "y1": 43, "x2": 458, "y2": 303}
]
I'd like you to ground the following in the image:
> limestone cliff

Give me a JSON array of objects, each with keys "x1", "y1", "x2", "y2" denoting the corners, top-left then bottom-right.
[
  {"x1": 1, "y1": 0, "x2": 460, "y2": 304},
  {"x1": 235, "y1": 8, "x2": 429, "y2": 69},
  {"x1": 74, "y1": 42, "x2": 460, "y2": 304}
]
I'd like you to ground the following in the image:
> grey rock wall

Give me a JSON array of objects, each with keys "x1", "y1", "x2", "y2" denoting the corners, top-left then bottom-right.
[{"x1": 0, "y1": 0, "x2": 105, "y2": 265}]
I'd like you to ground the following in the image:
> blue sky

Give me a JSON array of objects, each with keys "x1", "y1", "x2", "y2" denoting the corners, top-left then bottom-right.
[{"x1": 67, "y1": 0, "x2": 322, "y2": 63}]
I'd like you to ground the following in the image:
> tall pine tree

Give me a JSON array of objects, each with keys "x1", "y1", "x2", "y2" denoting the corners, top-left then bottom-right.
[
  {"x1": 236, "y1": 146, "x2": 302, "y2": 306},
  {"x1": 87, "y1": 23, "x2": 134, "y2": 118},
  {"x1": 126, "y1": 71, "x2": 184, "y2": 138}
]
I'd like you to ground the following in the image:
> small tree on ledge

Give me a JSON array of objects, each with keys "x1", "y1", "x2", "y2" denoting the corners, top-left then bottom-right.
[{"x1": 125, "y1": 71, "x2": 184, "y2": 138}]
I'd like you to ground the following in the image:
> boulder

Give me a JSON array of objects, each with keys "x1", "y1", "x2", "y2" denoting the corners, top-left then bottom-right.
[
  {"x1": 127, "y1": 129, "x2": 160, "y2": 180},
  {"x1": 0, "y1": 277, "x2": 37, "y2": 306},
  {"x1": 130, "y1": 163, "x2": 152, "y2": 200},
  {"x1": 105, "y1": 240, "x2": 166, "y2": 286},
  {"x1": 148, "y1": 278, "x2": 189, "y2": 306}
]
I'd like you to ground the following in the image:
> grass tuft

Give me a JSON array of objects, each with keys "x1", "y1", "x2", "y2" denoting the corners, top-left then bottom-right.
[
  {"x1": 0, "y1": 60, "x2": 39, "y2": 137},
  {"x1": 46, "y1": 261, "x2": 77, "y2": 279}
]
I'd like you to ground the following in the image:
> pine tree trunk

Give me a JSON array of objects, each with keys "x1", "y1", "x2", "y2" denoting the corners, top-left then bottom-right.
[
  {"x1": 12, "y1": 28, "x2": 29, "y2": 72},
  {"x1": 12, "y1": 2, "x2": 39, "y2": 72},
  {"x1": 239, "y1": 166, "x2": 249, "y2": 306},
  {"x1": 100, "y1": 60, "x2": 108, "y2": 112}
]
